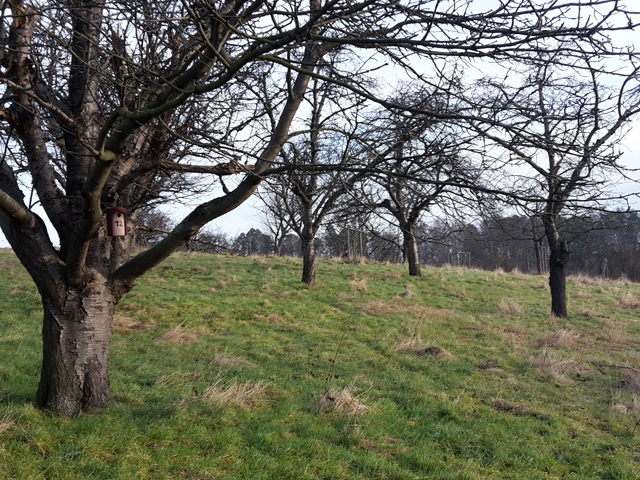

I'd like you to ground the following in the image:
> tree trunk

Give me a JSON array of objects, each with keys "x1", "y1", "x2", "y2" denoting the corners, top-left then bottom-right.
[
  {"x1": 275, "y1": 235, "x2": 284, "y2": 256},
  {"x1": 301, "y1": 234, "x2": 317, "y2": 284},
  {"x1": 534, "y1": 239, "x2": 544, "y2": 275},
  {"x1": 548, "y1": 239, "x2": 570, "y2": 318},
  {"x1": 403, "y1": 226, "x2": 421, "y2": 277},
  {"x1": 36, "y1": 282, "x2": 116, "y2": 417}
]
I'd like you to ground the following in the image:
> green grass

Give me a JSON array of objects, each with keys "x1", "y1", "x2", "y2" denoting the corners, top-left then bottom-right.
[{"x1": 2, "y1": 250, "x2": 640, "y2": 479}]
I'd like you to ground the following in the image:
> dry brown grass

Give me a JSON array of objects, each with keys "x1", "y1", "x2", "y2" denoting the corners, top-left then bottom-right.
[
  {"x1": 540, "y1": 330, "x2": 581, "y2": 350},
  {"x1": 602, "y1": 318, "x2": 630, "y2": 350},
  {"x1": 478, "y1": 359, "x2": 502, "y2": 373},
  {"x1": 350, "y1": 277, "x2": 368, "y2": 292},
  {"x1": 113, "y1": 315, "x2": 138, "y2": 333},
  {"x1": 9, "y1": 287, "x2": 21, "y2": 296},
  {"x1": 619, "y1": 292, "x2": 640, "y2": 309},
  {"x1": 344, "y1": 256, "x2": 369, "y2": 265},
  {"x1": 498, "y1": 298, "x2": 524, "y2": 316},
  {"x1": 202, "y1": 377, "x2": 270, "y2": 409},
  {"x1": 362, "y1": 300, "x2": 396, "y2": 316},
  {"x1": 253, "y1": 313, "x2": 282, "y2": 324},
  {"x1": 403, "y1": 285, "x2": 416, "y2": 298},
  {"x1": 622, "y1": 369, "x2": 640, "y2": 394},
  {"x1": 491, "y1": 398, "x2": 528, "y2": 415},
  {"x1": 317, "y1": 387, "x2": 370, "y2": 415},
  {"x1": 159, "y1": 324, "x2": 198, "y2": 344},
  {"x1": 208, "y1": 287, "x2": 217, "y2": 294},
  {"x1": 192, "y1": 266, "x2": 207, "y2": 273},
  {"x1": 569, "y1": 273, "x2": 604, "y2": 287},
  {"x1": 499, "y1": 324, "x2": 533, "y2": 349},
  {"x1": 214, "y1": 353, "x2": 257, "y2": 368},
  {"x1": 611, "y1": 398, "x2": 640, "y2": 415},
  {"x1": 0, "y1": 412, "x2": 14, "y2": 436},
  {"x1": 382, "y1": 273, "x2": 402, "y2": 279},
  {"x1": 397, "y1": 334, "x2": 451, "y2": 358},
  {"x1": 217, "y1": 280, "x2": 227, "y2": 290},
  {"x1": 528, "y1": 349, "x2": 583, "y2": 380}
]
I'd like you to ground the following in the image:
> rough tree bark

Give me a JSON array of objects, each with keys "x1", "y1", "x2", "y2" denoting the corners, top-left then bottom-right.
[
  {"x1": 0, "y1": 0, "x2": 325, "y2": 415},
  {"x1": 36, "y1": 282, "x2": 119, "y2": 415},
  {"x1": 402, "y1": 224, "x2": 421, "y2": 277},
  {"x1": 546, "y1": 233, "x2": 571, "y2": 318},
  {"x1": 301, "y1": 233, "x2": 317, "y2": 284}
]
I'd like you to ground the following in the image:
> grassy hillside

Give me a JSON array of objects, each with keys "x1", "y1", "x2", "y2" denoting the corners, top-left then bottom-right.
[{"x1": 1, "y1": 250, "x2": 640, "y2": 479}]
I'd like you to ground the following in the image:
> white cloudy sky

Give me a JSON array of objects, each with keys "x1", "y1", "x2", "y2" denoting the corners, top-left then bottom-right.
[{"x1": 1, "y1": 12, "x2": 639, "y2": 248}]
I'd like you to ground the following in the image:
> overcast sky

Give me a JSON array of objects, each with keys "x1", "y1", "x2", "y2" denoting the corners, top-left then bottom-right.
[{"x1": 1, "y1": 18, "x2": 639, "y2": 249}]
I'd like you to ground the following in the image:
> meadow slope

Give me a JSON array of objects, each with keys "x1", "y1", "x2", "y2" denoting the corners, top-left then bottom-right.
[{"x1": 1, "y1": 250, "x2": 640, "y2": 479}]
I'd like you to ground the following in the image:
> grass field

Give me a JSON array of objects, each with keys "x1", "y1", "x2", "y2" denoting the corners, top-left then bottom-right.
[{"x1": 1, "y1": 249, "x2": 640, "y2": 479}]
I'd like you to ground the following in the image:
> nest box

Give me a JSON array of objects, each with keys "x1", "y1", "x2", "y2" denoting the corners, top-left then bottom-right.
[{"x1": 106, "y1": 207, "x2": 127, "y2": 236}]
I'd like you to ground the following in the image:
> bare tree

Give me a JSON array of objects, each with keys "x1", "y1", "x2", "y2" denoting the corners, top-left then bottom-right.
[
  {"x1": 469, "y1": 60, "x2": 640, "y2": 317},
  {"x1": 260, "y1": 78, "x2": 366, "y2": 283},
  {"x1": 0, "y1": 0, "x2": 637, "y2": 415},
  {"x1": 258, "y1": 181, "x2": 293, "y2": 256},
  {"x1": 350, "y1": 86, "x2": 472, "y2": 276}
]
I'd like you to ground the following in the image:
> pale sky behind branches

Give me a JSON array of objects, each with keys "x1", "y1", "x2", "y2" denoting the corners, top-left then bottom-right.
[{"x1": 1, "y1": 3, "x2": 640, "y2": 247}]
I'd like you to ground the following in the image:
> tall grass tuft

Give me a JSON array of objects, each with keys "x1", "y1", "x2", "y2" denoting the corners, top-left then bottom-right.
[
  {"x1": 202, "y1": 376, "x2": 270, "y2": 409},
  {"x1": 619, "y1": 292, "x2": 640, "y2": 309},
  {"x1": 317, "y1": 386, "x2": 370, "y2": 415},
  {"x1": 498, "y1": 298, "x2": 524, "y2": 316},
  {"x1": 540, "y1": 329, "x2": 581, "y2": 350}
]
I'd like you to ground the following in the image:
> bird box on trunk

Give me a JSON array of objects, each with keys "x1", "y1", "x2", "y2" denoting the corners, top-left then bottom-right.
[{"x1": 106, "y1": 207, "x2": 127, "y2": 236}]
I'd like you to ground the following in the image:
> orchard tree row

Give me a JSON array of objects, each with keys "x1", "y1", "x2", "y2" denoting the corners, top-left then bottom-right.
[{"x1": 0, "y1": 0, "x2": 639, "y2": 415}]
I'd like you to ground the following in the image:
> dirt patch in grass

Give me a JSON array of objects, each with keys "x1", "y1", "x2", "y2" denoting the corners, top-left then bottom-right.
[
  {"x1": 540, "y1": 330, "x2": 581, "y2": 350},
  {"x1": 414, "y1": 346, "x2": 451, "y2": 358},
  {"x1": 159, "y1": 324, "x2": 198, "y2": 344},
  {"x1": 397, "y1": 334, "x2": 451, "y2": 358},
  {"x1": 112, "y1": 315, "x2": 155, "y2": 334},
  {"x1": 479, "y1": 359, "x2": 502, "y2": 373},
  {"x1": 491, "y1": 398, "x2": 528, "y2": 415},
  {"x1": 621, "y1": 369, "x2": 640, "y2": 394}
]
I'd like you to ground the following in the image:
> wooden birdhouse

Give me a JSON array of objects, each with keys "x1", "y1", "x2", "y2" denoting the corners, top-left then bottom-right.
[{"x1": 106, "y1": 207, "x2": 127, "y2": 236}]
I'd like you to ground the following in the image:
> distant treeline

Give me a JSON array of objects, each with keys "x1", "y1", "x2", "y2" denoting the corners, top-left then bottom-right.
[{"x1": 138, "y1": 210, "x2": 640, "y2": 282}]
